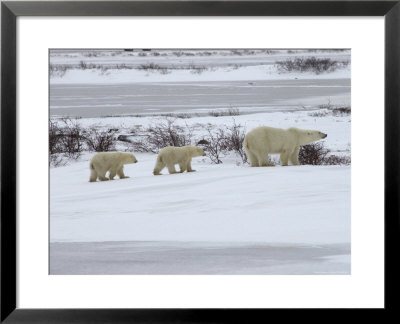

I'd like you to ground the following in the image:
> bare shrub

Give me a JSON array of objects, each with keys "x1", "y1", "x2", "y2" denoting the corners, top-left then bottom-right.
[
  {"x1": 49, "y1": 154, "x2": 67, "y2": 167},
  {"x1": 323, "y1": 155, "x2": 351, "y2": 165},
  {"x1": 230, "y1": 50, "x2": 243, "y2": 56},
  {"x1": 188, "y1": 64, "x2": 208, "y2": 74},
  {"x1": 130, "y1": 118, "x2": 193, "y2": 153},
  {"x1": 208, "y1": 108, "x2": 240, "y2": 117},
  {"x1": 49, "y1": 64, "x2": 69, "y2": 77},
  {"x1": 199, "y1": 124, "x2": 227, "y2": 164},
  {"x1": 227, "y1": 107, "x2": 240, "y2": 116},
  {"x1": 208, "y1": 110, "x2": 222, "y2": 117},
  {"x1": 137, "y1": 63, "x2": 169, "y2": 74},
  {"x1": 85, "y1": 128, "x2": 117, "y2": 152},
  {"x1": 160, "y1": 113, "x2": 191, "y2": 119},
  {"x1": 79, "y1": 60, "x2": 88, "y2": 69},
  {"x1": 58, "y1": 118, "x2": 85, "y2": 159},
  {"x1": 223, "y1": 120, "x2": 247, "y2": 163},
  {"x1": 332, "y1": 106, "x2": 351, "y2": 116},
  {"x1": 308, "y1": 110, "x2": 329, "y2": 117},
  {"x1": 299, "y1": 142, "x2": 330, "y2": 165},
  {"x1": 276, "y1": 57, "x2": 346, "y2": 74},
  {"x1": 310, "y1": 105, "x2": 351, "y2": 117},
  {"x1": 49, "y1": 120, "x2": 64, "y2": 154},
  {"x1": 299, "y1": 142, "x2": 351, "y2": 165}
]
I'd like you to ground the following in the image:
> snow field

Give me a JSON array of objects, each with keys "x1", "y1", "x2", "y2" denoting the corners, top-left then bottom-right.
[{"x1": 50, "y1": 152, "x2": 350, "y2": 245}]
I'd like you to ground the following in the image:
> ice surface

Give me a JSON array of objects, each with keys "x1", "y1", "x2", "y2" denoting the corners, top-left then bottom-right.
[
  {"x1": 50, "y1": 79, "x2": 350, "y2": 118},
  {"x1": 50, "y1": 50, "x2": 350, "y2": 118},
  {"x1": 50, "y1": 241, "x2": 350, "y2": 275}
]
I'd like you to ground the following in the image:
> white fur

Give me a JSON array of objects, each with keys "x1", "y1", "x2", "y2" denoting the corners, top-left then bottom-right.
[
  {"x1": 89, "y1": 152, "x2": 137, "y2": 182},
  {"x1": 243, "y1": 126, "x2": 327, "y2": 167},
  {"x1": 153, "y1": 146, "x2": 206, "y2": 175}
]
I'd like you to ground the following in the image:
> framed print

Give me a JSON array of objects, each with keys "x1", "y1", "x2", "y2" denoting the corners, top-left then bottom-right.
[{"x1": 1, "y1": 0, "x2": 399, "y2": 322}]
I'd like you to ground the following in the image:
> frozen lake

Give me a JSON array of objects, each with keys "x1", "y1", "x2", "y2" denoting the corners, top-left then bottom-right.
[
  {"x1": 50, "y1": 241, "x2": 350, "y2": 275},
  {"x1": 50, "y1": 79, "x2": 350, "y2": 117}
]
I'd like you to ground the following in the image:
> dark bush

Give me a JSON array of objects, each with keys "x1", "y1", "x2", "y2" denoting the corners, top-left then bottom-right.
[
  {"x1": 208, "y1": 108, "x2": 240, "y2": 117},
  {"x1": 323, "y1": 155, "x2": 351, "y2": 165},
  {"x1": 58, "y1": 118, "x2": 85, "y2": 158},
  {"x1": 130, "y1": 118, "x2": 194, "y2": 153},
  {"x1": 85, "y1": 128, "x2": 117, "y2": 152},
  {"x1": 332, "y1": 106, "x2": 351, "y2": 116},
  {"x1": 276, "y1": 57, "x2": 346, "y2": 74},
  {"x1": 223, "y1": 121, "x2": 247, "y2": 163},
  {"x1": 299, "y1": 142, "x2": 330, "y2": 165},
  {"x1": 299, "y1": 142, "x2": 351, "y2": 165},
  {"x1": 49, "y1": 118, "x2": 84, "y2": 165},
  {"x1": 49, "y1": 154, "x2": 67, "y2": 167},
  {"x1": 137, "y1": 63, "x2": 169, "y2": 74},
  {"x1": 49, "y1": 120, "x2": 63, "y2": 154},
  {"x1": 200, "y1": 125, "x2": 227, "y2": 164}
]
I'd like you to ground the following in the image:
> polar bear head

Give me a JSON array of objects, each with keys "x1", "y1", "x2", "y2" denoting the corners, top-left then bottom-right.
[
  {"x1": 191, "y1": 146, "x2": 207, "y2": 157},
  {"x1": 123, "y1": 153, "x2": 138, "y2": 164},
  {"x1": 300, "y1": 130, "x2": 327, "y2": 145}
]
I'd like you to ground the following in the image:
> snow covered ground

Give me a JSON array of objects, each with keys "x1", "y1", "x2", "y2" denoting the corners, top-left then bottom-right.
[
  {"x1": 50, "y1": 156, "x2": 350, "y2": 274},
  {"x1": 49, "y1": 49, "x2": 351, "y2": 274},
  {"x1": 50, "y1": 158, "x2": 350, "y2": 243}
]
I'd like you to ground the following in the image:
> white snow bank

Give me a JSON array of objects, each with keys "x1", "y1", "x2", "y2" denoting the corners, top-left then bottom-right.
[{"x1": 50, "y1": 154, "x2": 350, "y2": 245}]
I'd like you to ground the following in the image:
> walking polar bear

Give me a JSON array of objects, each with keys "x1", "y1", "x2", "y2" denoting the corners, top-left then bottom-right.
[
  {"x1": 243, "y1": 126, "x2": 327, "y2": 167},
  {"x1": 153, "y1": 146, "x2": 206, "y2": 175},
  {"x1": 89, "y1": 152, "x2": 137, "y2": 182}
]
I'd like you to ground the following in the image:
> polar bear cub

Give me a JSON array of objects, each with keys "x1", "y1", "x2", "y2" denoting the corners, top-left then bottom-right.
[
  {"x1": 153, "y1": 146, "x2": 206, "y2": 175},
  {"x1": 243, "y1": 126, "x2": 327, "y2": 167},
  {"x1": 89, "y1": 152, "x2": 137, "y2": 182}
]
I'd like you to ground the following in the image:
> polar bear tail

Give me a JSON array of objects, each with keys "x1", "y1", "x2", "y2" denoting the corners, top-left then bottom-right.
[
  {"x1": 89, "y1": 161, "x2": 97, "y2": 182},
  {"x1": 243, "y1": 136, "x2": 249, "y2": 151},
  {"x1": 153, "y1": 155, "x2": 164, "y2": 175}
]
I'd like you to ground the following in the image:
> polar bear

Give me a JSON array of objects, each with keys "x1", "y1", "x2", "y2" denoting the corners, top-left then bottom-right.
[
  {"x1": 89, "y1": 152, "x2": 137, "y2": 182},
  {"x1": 153, "y1": 146, "x2": 206, "y2": 175},
  {"x1": 243, "y1": 126, "x2": 327, "y2": 167}
]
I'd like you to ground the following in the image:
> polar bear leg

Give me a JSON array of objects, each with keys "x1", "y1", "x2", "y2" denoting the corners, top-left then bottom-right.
[
  {"x1": 153, "y1": 159, "x2": 166, "y2": 175},
  {"x1": 186, "y1": 159, "x2": 196, "y2": 172},
  {"x1": 89, "y1": 169, "x2": 98, "y2": 182},
  {"x1": 167, "y1": 163, "x2": 177, "y2": 174},
  {"x1": 109, "y1": 168, "x2": 117, "y2": 180},
  {"x1": 289, "y1": 146, "x2": 300, "y2": 165},
  {"x1": 179, "y1": 161, "x2": 186, "y2": 173},
  {"x1": 95, "y1": 166, "x2": 109, "y2": 181},
  {"x1": 246, "y1": 150, "x2": 259, "y2": 167},
  {"x1": 280, "y1": 149, "x2": 290, "y2": 166},
  {"x1": 117, "y1": 167, "x2": 129, "y2": 179},
  {"x1": 259, "y1": 152, "x2": 274, "y2": 167},
  {"x1": 98, "y1": 174, "x2": 109, "y2": 181}
]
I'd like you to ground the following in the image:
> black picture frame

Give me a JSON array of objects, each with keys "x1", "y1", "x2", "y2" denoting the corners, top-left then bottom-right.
[{"x1": 1, "y1": 1, "x2": 399, "y2": 322}]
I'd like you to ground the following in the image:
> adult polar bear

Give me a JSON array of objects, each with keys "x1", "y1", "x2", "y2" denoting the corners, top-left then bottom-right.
[
  {"x1": 243, "y1": 126, "x2": 327, "y2": 167},
  {"x1": 89, "y1": 152, "x2": 137, "y2": 182}
]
